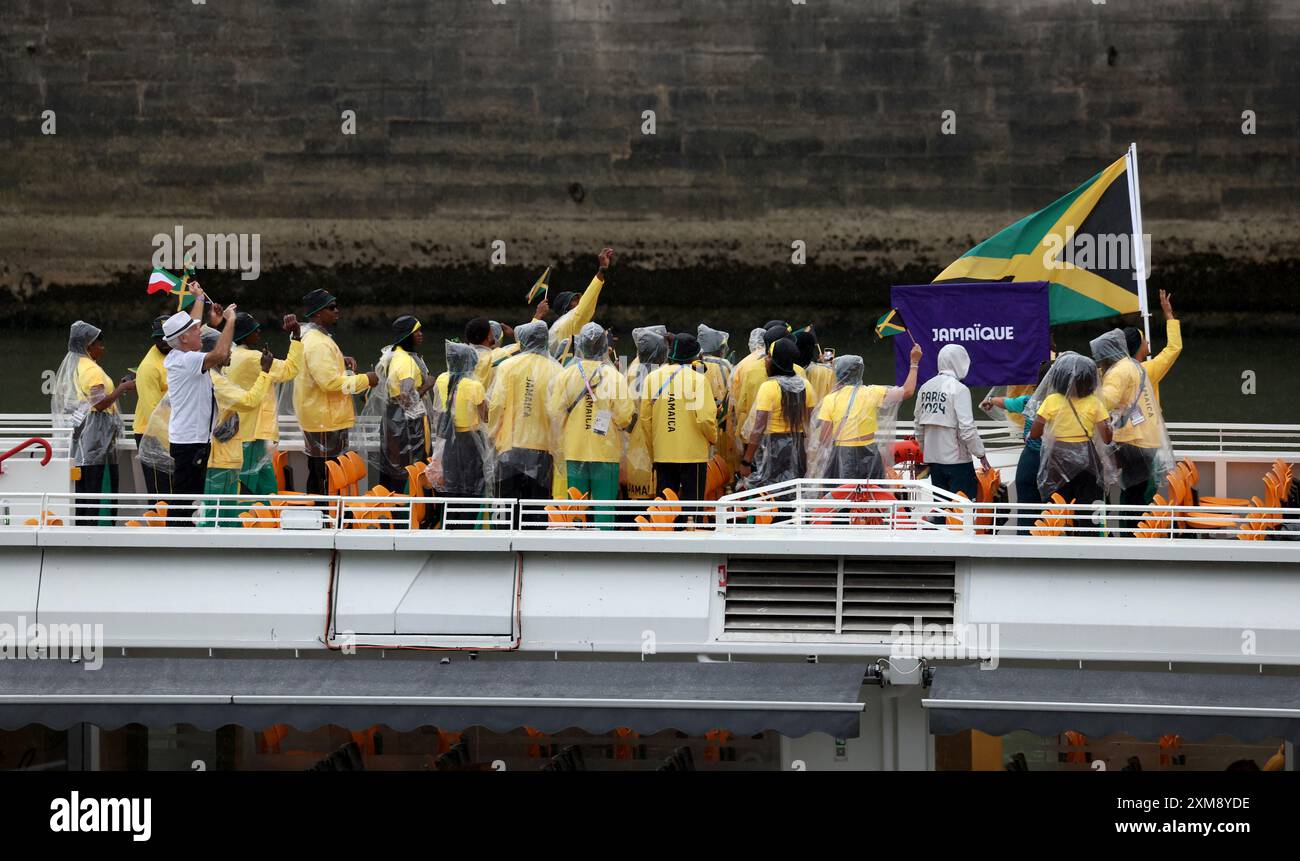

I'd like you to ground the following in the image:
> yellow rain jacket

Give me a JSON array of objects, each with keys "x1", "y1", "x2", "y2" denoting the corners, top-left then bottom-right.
[
  {"x1": 804, "y1": 362, "x2": 835, "y2": 409},
  {"x1": 547, "y1": 359, "x2": 634, "y2": 464},
  {"x1": 548, "y1": 273, "x2": 605, "y2": 358},
  {"x1": 209, "y1": 369, "x2": 272, "y2": 469},
  {"x1": 1143, "y1": 318, "x2": 1182, "y2": 406},
  {"x1": 132, "y1": 345, "x2": 167, "y2": 433},
  {"x1": 488, "y1": 352, "x2": 563, "y2": 453},
  {"x1": 228, "y1": 340, "x2": 303, "y2": 442},
  {"x1": 641, "y1": 364, "x2": 717, "y2": 463},
  {"x1": 294, "y1": 327, "x2": 371, "y2": 433},
  {"x1": 1100, "y1": 359, "x2": 1164, "y2": 449}
]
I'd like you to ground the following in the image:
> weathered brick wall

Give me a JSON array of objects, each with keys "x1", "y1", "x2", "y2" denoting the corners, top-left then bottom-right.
[{"x1": 1, "y1": 0, "x2": 1297, "y2": 291}]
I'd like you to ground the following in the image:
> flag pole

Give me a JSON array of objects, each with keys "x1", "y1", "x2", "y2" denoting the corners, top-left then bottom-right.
[
  {"x1": 1125, "y1": 142, "x2": 1152, "y2": 345},
  {"x1": 175, "y1": 250, "x2": 194, "y2": 312}
]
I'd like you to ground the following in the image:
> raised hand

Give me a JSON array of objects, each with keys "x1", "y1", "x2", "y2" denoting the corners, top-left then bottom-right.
[{"x1": 597, "y1": 247, "x2": 615, "y2": 271}]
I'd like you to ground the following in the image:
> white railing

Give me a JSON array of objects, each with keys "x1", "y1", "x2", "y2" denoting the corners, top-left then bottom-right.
[
  {"x1": 0, "y1": 491, "x2": 511, "y2": 531},
  {"x1": 5, "y1": 417, "x2": 1299, "y2": 461},
  {"x1": 1, "y1": 481, "x2": 1295, "y2": 543}
]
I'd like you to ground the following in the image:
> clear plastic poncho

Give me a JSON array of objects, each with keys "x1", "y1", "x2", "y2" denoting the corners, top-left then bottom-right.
[
  {"x1": 806, "y1": 355, "x2": 899, "y2": 482},
  {"x1": 51, "y1": 321, "x2": 123, "y2": 467},
  {"x1": 623, "y1": 327, "x2": 668, "y2": 499},
  {"x1": 698, "y1": 324, "x2": 732, "y2": 409},
  {"x1": 486, "y1": 320, "x2": 565, "y2": 486},
  {"x1": 740, "y1": 374, "x2": 810, "y2": 490},
  {"x1": 138, "y1": 393, "x2": 175, "y2": 476},
  {"x1": 427, "y1": 341, "x2": 496, "y2": 497},
  {"x1": 547, "y1": 323, "x2": 631, "y2": 471},
  {"x1": 1033, "y1": 352, "x2": 1119, "y2": 501},
  {"x1": 1089, "y1": 328, "x2": 1175, "y2": 493},
  {"x1": 357, "y1": 337, "x2": 435, "y2": 492}
]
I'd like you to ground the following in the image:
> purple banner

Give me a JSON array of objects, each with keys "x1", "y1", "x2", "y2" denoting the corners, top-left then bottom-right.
[{"x1": 890, "y1": 282, "x2": 1051, "y2": 387}]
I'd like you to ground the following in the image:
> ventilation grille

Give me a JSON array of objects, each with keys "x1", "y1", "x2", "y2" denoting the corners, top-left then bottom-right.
[{"x1": 723, "y1": 556, "x2": 956, "y2": 637}]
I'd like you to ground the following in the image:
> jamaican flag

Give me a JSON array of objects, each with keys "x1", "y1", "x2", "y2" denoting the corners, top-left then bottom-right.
[
  {"x1": 875, "y1": 308, "x2": 906, "y2": 339},
  {"x1": 934, "y1": 151, "x2": 1146, "y2": 325}
]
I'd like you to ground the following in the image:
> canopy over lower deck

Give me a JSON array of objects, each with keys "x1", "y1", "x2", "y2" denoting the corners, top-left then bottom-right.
[
  {"x1": 0, "y1": 656, "x2": 867, "y2": 737},
  {"x1": 925, "y1": 664, "x2": 1300, "y2": 744}
]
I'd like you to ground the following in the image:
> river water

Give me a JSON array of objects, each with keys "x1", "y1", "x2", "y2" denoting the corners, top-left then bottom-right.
[{"x1": 7, "y1": 321, "x2": 1293, "y2": 424}]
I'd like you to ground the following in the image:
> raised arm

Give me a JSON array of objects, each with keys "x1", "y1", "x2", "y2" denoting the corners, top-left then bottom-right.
[{"x1": 202, "y1": 304, "x2": 238, "y2": 371}]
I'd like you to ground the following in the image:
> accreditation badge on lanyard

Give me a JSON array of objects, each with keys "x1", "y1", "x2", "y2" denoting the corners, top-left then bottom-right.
[{"x1": 579, "y1": 362, "x2": 610, "y2": 436}]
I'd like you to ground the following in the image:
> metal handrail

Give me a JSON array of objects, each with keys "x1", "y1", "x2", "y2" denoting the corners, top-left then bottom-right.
[
  {"x1": 2, "y1": 481, "x2": 1293, "y2": 543},
  {"x1": 0, "y1": 437, "x2": 52, "y2": 474}
]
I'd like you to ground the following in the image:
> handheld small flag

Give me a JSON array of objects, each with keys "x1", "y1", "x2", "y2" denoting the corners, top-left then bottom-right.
[
  {"x1": 176, "y1": 249, "x2": 198, "y2": 311},
  {"x1": 526, "y1": 266, "x2": 551, "y2": 304},
  {"x1": 147, "y1": 268, "x2": 182, "y2": 295},
  {"x1": 875, "y1": 308, "x2": 907, "y2": 339}
]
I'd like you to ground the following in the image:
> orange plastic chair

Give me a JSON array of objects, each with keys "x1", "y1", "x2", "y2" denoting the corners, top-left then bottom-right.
[
  {"x1": 249, "y1": 502, "x2": 279, "y2": 528},
  {"x1": 342, "y1": 451, "x2": 366, "y2": 495},
  {"x1": 273, "y1": 449, "x2": 290, "y2": 493},
  {"x1": 974, "y1": 468, "x2": 1002, "y2": 534},
  {"x1": 1191, "y1": 458, "x2": 1249, "y2": 508},
  {"x1": 343, "y1": 485, "x2": 395, "y2": 529},
  {"x1": 944, "y1": 490, "x2": 971, "y2": 530},
  {"x1": 1133, "y1": 492, "x2": 1173, "y2": 538},
  {"x1": 704, "y1": 453, "x2": 733, "y2": 501},
  {"x1": 1271, "y1": 460, "x2": 1293, "y2": 501},
  {"x1": 636, "y1": 487, "x2": 681, "y2": 531},
  {"x1": 24, "y1": 510, "x2": 65, "y2": 527},
  {"x1": 325, "y1": 459, "x2": 348, "y2": 497},
  {"x1": 546, "y1": 487, "x2": 590, "y2": 526},
  {"x1": 404, "y1": 462, "x2": 428, "y2": 527},
  {"x1": 1031, "y1": 492, "x2": 1074, "y2": 537}
]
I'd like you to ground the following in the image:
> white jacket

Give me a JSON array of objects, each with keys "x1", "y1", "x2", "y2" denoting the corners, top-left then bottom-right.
[{"x1": 914, "y1": 344, "x2": 985, "y2": 464}]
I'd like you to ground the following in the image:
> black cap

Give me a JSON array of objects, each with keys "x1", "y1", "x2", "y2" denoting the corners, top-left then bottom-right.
[
  {"x1": 668, "y1": 333, "x2": 700, "y2": 362},
  {"x1": 552, "y1": 291, "x2": 577, "y2": 314},
  {"x1": 232, "y1": 312, "x2": 261, "y2": 344},
  {"x1": 150, "y1": 314, "x2": 169, "y2": 340},
  {"x1": 769, "y1": 338, "x2": 800, "y2": 374},
  {"x1": 763, "y1": 324, "x2": 791, "y2": 349},
  {"x1": 303, "y1": 289, "x2": 337, "y2": 317},
  {"x1": 392, "y1": 315, "x2": 421, "y2": 344},
  {"x1": 763, "y1": 319, "x2": 790, "y2": 332},
  {"x1": 793, "y1": 330, "x2": 819, "y2": 366}
]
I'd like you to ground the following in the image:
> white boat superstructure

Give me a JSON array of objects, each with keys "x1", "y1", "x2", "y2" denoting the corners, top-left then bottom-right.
[{"x1": 2, "y1": 414, "x2": 1298, "y2": 770}]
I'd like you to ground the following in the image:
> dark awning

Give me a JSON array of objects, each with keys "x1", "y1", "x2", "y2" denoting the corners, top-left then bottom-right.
[
  {"x1": 925, "y1": 665, "x2": 1300, "y2": 743},
  {"x1": 0, "y1": 657, "x2": 866, "y2": 738}
]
